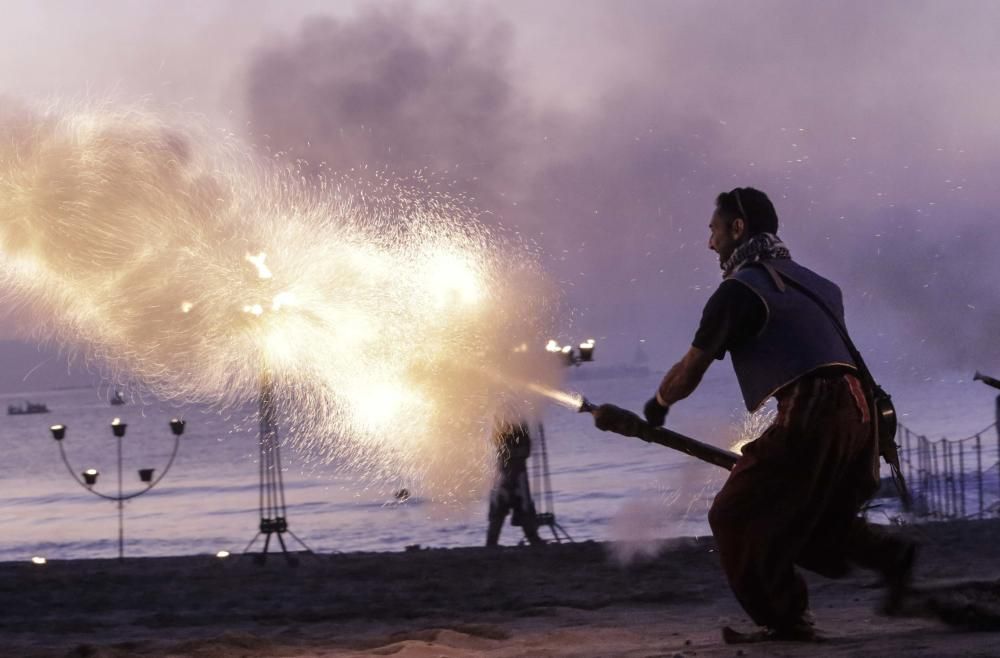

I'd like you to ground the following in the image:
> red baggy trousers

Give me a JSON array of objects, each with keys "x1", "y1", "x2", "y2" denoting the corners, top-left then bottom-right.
[{"x1": 708, "y1": 370, "x2": 902, "y2": 629}]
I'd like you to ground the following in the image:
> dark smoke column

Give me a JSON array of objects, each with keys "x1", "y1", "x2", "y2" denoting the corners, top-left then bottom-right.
[{"x1": 244, "y1": 9, "x2": 523, "y2": 190}]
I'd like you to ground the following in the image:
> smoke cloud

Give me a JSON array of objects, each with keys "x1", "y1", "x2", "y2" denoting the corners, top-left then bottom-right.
[
  {"x1": 242, "y1": 2, "x2": 1000, "y2": 382},
  {"x1": 0, "y1": 1, "x2": 996, "y2": 395},
  {"x1": 606, "y1": 497, "x2": 669, "y2": 566},
  {"x1": 245, "y1": 7, "x2": 537, "y2": 197}
]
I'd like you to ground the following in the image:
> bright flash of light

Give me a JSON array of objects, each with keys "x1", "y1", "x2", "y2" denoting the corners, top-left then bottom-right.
[
  {"x1": 0, "y1": 101, "x2": 565, "y2": 500},
  {"x1": 421, "y1": 249, "x2": 484, "y2": 309},
  {"x1": 31, "y1": 556, "x2": 46, "y2": 565},
  {"x1": 545, "y1": 339, "x2": 561, "y2": 352},
  {"x1": 271, "y1": 291, "x2": 296, "y2": 311}
]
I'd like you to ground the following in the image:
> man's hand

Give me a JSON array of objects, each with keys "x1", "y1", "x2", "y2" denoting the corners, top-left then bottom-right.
[
  {"x1": 649, "y1": 346, "x2": 714, "y2": 424},
  {"x1": 643, "y1": 397, "x2": 669, "y2": 427}
]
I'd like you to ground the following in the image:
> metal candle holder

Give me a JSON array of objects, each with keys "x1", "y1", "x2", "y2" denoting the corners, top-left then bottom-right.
[
  {"x1": 49, "y1": 417, "x2": 186, "y2": 561},
  {"x1": 545, "y1": 338, "x2": 595, "y2": 367}
]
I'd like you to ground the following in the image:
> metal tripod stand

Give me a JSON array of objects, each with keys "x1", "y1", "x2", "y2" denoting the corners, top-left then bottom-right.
[
  {"x1": 532, "y1": 422, "x2": 573, "y2": 542},
  {"x1": 242, "y1": 373, "x2": 313, "y2": 565}
]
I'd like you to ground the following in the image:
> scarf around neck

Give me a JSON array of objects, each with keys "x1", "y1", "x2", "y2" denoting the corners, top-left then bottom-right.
[{"x1": 721, "y1": 232, "x2": 791, "y2": 277}]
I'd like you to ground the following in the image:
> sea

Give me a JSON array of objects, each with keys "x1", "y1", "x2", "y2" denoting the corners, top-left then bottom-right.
[{"x1": 1, "y1": 366, "x2": 997, "y2": 562}]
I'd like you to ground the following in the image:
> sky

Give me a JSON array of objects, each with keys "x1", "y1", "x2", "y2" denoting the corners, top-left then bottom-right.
[{"x1": 0, "y1": 0, "x2": 997, "y2": 396}]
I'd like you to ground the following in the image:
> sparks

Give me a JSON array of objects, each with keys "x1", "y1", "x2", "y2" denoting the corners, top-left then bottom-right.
[{"x1": 0, "y1": 102, "x2": 565, "y2": 500}]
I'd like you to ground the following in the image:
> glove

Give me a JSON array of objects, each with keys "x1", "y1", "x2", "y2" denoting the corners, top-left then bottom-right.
[{"x1": 643, "y1": 396, "x2": 669, "y2": 427}]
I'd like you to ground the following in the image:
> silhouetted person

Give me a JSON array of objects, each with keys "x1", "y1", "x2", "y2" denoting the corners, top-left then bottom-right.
[
  {"x1": 486, "y1": 418, "x2": 544, "y2": 547},
  {"x1": 626, "y1": 188, "x2": 915, "y2": 642}
]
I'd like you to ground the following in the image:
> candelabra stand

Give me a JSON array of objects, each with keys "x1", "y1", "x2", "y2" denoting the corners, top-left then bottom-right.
[
  {"x1": 49, "y1": 417, "x2": 186, "y2": 561},
  {"x1": 241, "y1": 373, "x2": 313, "y2": 565}
]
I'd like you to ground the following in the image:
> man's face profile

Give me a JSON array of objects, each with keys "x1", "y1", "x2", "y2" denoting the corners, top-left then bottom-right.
[{"x1": 708, "y1": 211, "x2": 743, "y2": 266}]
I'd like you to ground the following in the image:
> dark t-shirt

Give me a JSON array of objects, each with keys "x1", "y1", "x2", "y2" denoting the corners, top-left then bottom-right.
[{"x1": 692, "y1": 279, "x2": 767, "y2": 360}]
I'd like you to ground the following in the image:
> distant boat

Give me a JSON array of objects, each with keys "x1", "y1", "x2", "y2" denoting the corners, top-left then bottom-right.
[
  {"x1": 7, "y1": 401, "x2": 49, "y2": 415},
  {"x1": 632, "y1": 341, "x2": 649, "y2": 366},
  {"x1": 110, "y1": 390, "x2": 126, "y2": 406}
]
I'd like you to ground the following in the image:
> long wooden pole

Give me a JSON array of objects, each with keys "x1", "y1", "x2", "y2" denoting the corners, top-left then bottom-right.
[{"x1": 581, "y1": 401, "x2": 739, "y2": 471}]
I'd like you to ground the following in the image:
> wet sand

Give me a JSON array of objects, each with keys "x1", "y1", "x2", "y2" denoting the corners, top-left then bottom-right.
[{"x1": 4, "y1": 519, "x2": 1000, "y2": 657}]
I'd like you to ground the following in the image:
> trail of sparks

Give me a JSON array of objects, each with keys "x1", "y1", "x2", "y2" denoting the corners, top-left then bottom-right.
[
  {"x1": 0, "y1": 101, "x2": 564, "y2": 499},
  {"x1": 482, "y1": 368, "x2": 583, "y2": 411},
  {"x1": 524, "y1": 383, "x2": 584, "y2": 410},
  {"x1": 728, "y1": 406, "x2": 776, "y2": 454},
  {"x1": 478, "y1": 364, "x2": 583, "y2": 411}
]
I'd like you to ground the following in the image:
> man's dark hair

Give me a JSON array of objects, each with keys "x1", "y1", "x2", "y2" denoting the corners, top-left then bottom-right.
[{"x1": 715, "y1": 187, "x2": 779, "y2": 236}]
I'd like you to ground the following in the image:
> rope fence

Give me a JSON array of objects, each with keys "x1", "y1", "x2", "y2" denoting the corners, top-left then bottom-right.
[{"x1": 895, "y1": 405, "x2": 1000, "y2": 520}]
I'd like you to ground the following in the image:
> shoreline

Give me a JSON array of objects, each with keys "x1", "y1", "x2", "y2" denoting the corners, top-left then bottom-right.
[{"x1": 4, "y1": 519, "x2": 1000, "y2": 657}]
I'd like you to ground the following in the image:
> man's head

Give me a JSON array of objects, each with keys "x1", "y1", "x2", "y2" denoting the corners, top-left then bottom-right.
[{"x1": 708, "y1": 187, "x2": 779, "y2": 265}]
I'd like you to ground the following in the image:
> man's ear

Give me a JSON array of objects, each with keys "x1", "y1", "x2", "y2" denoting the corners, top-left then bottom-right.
[{"x1": 731, "y1": 217, "x2": 746, "y2": 240}]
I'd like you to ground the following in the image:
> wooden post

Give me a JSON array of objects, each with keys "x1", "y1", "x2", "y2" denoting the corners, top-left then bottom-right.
[
  {"x1": 976, "y1": 434, "x2": 984, "y2": 519},
  {"x1": 959, "y1": 439, "x2": 966, "y2": 518}
]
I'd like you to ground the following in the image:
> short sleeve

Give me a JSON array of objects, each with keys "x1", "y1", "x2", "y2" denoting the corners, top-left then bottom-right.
[{"x1": 692, "y1": 279, "x2": 767, "y2": 359}]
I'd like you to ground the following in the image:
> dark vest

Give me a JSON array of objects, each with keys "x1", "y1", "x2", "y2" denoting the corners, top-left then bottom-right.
[{"x1": 728, "y1": 259, "x2": 856, "y2": 411}]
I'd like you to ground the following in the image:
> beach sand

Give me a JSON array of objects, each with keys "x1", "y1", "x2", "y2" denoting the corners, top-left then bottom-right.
[{"x1": 4, "y1": 519, "x2": 1000, "y2": 657}]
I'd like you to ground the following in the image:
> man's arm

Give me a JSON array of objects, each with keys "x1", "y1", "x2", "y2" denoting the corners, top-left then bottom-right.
[
  {"x1": 642, "y1": 345, "x2": 714, "y2": 427},
  {"x1": 655, "y1": 345, "x2": 715, "y2": 408},
  {"x1": 643, "y1": 280, "x2": 763, "y2": 427}
]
